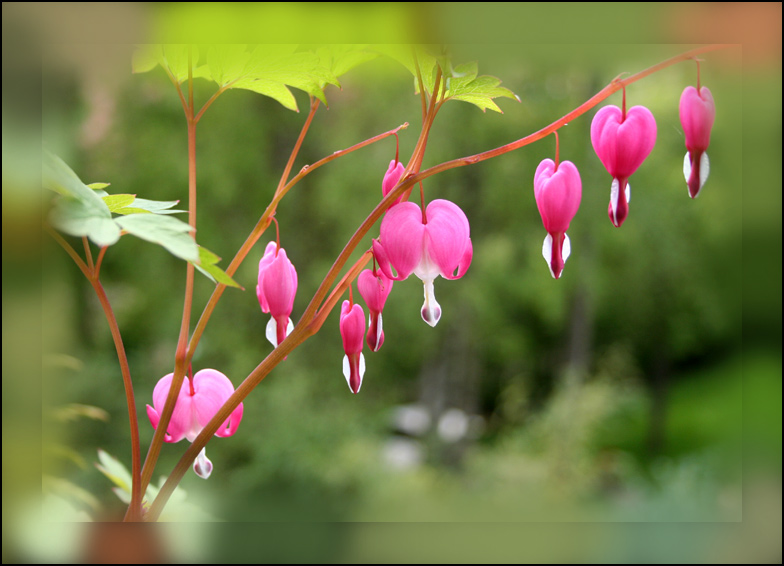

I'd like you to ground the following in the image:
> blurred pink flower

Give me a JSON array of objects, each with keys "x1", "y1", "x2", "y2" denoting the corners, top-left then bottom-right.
[{"x1": 679, "y1": 85, "x2": 715, "y2": 198}]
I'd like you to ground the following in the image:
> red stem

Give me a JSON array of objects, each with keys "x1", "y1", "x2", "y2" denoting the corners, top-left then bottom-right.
[{"x1": 49, "y1": 229, "x2": 143, "y2": 520}]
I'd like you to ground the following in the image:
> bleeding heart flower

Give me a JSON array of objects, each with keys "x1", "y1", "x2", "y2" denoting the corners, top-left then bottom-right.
[
  {"x1": 357, "y1": 268, "x2": 393, "y2": 351},
  {"x1": 680, "y1": 85, "x2": 715, "y2": 198},
  {"x1": 340, "y1": 299, "x2": 366, "y2": 394},
  {"x1": 146, "y1": 369, "x2": 243, "y2": 479},
  {"x1": 257, "y1": 241, "x2": 297, "y2": 348},
  {"x1": 534, "y1": 158, "x2": 582, "y2": 279},
  {"x1": 382, "y1": 160, "x2": 406, "y2": 206},
  {"x1": 372, "y1": 199, "x2": 472, "y2": 327},
  {"x1": 591, "y1": 105, "x2": 657, "y2": 227}
]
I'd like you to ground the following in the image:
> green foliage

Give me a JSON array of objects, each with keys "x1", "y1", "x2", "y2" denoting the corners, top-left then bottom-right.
[
  {"x1": 133, "y1": 44, "x2": 378, "y2": 110},
  {"x1": 378, "y1": 45, "x2": 518, "y2": 113},
  {"x1": 96, "y1": 450, "x2": 216, "y2": 521},
  {"x1": 46, "y1": 152, "x2": 237, "y2": 287}
]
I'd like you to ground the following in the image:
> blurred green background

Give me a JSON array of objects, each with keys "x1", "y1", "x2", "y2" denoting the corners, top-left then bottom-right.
[{"x1": 4, "y1": 2, "x2": 781, "y2": 564}]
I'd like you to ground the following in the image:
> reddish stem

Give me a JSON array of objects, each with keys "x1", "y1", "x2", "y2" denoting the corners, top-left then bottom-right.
[{"x1": 554, "y1": 130, "x2": 560, "y2": 170}]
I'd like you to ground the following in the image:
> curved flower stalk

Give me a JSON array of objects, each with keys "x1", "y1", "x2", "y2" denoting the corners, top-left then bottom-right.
[
  {"x1": 146, "y1": 369, "x2": 243, "y2": 479},
  {"x1": 357, "y1": 268, "x2": 393, "y2": 351},
  {"x1": 533, "y1": 159, "x2": 582, "y2": 279},
  {"x1": 373, "y1": 199, "x2": 472, "y2": 327},
  {"x1": 257, "y1": 241, "x2": 298, "y2": 348},
  {"x1": 591, "y1": 105, "x2": 657, "y2": 227},
  {"x1": 382, "y1": 160, "x2": 406, "y2": 207},
  {"x1": 679, "y1": 86, "x2": 715, "y2": 198},
  {"x1": 340, "y1": 299, "x2": 366, "y2": 394}
]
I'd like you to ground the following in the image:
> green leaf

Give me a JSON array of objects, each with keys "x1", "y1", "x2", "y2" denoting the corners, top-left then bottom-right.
[
  {"x1": 233, "y1": 78, "x2": 298, "y2": 111},
  {"x1": 87, "y1": 182, "x2": 110, "y2": 190},
  {"x1": 191, "y1": 246, "x2": 242, "y2": 288},
  {"x1": 316, "y1": 45, "x2": 378, "y2": 80},
  {"x1": 95, "y1": 450, "x2": 133, "y2": 495},
  {"x1": 115, "y1": 198, "x2": 184, "y2": 215},
  {"x1": 132, "y1": 45, "x2": 162, "y2": 74},
  {"x1": 445, "y1": 68, "x2": 519, "y2": 113},
  {"x1": 206, "y1": 45, "x2": 251, "y2": 87},
  {"x1": 115, "y1": 213, "x2": 199, "y2": 262},
  {"x1": 44, "y1": 151, "x2": 121, "y2": 246},
  {"x1": 102, "y1": 194, "x2": 136, "y2": 213},
  {"x1": 162, "y1": 44, "x2": 199, "y2": 83}
]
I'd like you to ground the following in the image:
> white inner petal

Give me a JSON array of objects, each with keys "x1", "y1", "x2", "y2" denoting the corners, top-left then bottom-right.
[
  {"x1": 193, "y1": 447, "x2": 213, "y2": 479},
  {"x1": 265, "y1": 316, "x2": 294, "y2": 348},
  {"x1": 563, "y1": 233, "x2": 571, "y2": 263},
  {"x1": 699, "y1": 151, "x2": 710, "y2": 191},
  {"x1": 626, "y1": 181, "x2": 631, "y2": 203},
  {"x1": 375, "y1": 313, "x2": 384, "y2": 347},
  {"x1": 265, "y1": 316, "x2": 277, "y2": 347},
  {"x1": 683, "y1": 152, "x2": 691, "y2": 184},
  {"x1": 358, "y1": 353, "x2": 366, "y2": 392},
  {"x1": 610, "y1": 178, "x2": 620, "y2": 223},
  {"x1": 342, "y1": 354, "x2": 351, "y2": 389},
  {"x1": 421, "y1": 278, "x2": 442, "y2": 327},
  {"x1": 542, "y1": 233, "x2": 555, "y2": 279}
]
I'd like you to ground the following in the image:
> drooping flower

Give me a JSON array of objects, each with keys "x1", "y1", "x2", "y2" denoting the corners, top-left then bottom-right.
[
  {"x1": 340, "y1": 299, "x2": 366, "y2": 394},
  {"x1": 357, "y1": 268, "x2": 393, "y2": 351},
  {"x1": 257, "y1": 241, "x2": 297, "y2": 348},
  {"x1": 382, "y1": 159, "x2": 406, "y2": 206},
  {"x1": 591, "y1": 105, "x2": 657, "y2": 227},
  {"x1": 372, "y1": 199, "x2": 472, "y2": 327},
  {"x1": 146, "y1": 369, "x2": 243, "y2": 479},
  {"x1": 679, "y1": 85, "x2": 715, "y2": 198},
  {"x1": 533, "y1": 158, "x2": 582, "y2": 279}
]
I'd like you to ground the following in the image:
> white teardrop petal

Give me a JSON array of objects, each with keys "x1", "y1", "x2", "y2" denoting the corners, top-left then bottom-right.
[
  {"x1": 610, "y1": 178, "x2": 620, "y2": 219},
  {"x1": 265, "y1": 317, "x2": 278, "y2": 347},
  {"x1": 421, "y1": 279, "x2": 441, "y2": 327},
  {"x1": 683, "y1": 152, "x2": 692, "y2": 184},
  {"x1": 625, "y1": 181, "x2": 631, "y2": 203},
  {"x1": 542, "y1": 233, "x2": 555, "y2": 278},
  {"x1": 699, "y1": 151, "x2": 710, "y2": 190},
  {"x1": 562, "y1": 233, "x2": 571, "y2": 263},
  {"x1": 193, "y1": 447, "x2": 213, "y2": 479},
  {"x1": 358, "y1": 353, "x2": 366, "y2": 392},
  {"x1": 342, "y1": 354, "x2": 351, "y2": 390},
  {"x1": 285, "y1": 318, "x2": 294, "y2": 339}
]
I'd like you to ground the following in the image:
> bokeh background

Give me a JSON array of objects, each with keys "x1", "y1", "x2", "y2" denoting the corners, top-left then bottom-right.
[{"x1": 4, "y1": 2, "x2": 781, "y2": 563}]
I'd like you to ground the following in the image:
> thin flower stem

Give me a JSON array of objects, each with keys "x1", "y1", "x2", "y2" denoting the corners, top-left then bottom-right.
[
  {"x1": 149, "y1": 42, "x2": 732, "y2": 520},
  {"x1": 48, "y1": 228, "x2": 143, "y2": 520},
  {"x1": 140, "y1": 50, "x2": 198, "y2": 495},
  {"x1": 195, "y1": 86, "x2": 227, "y2": 124},
  {"x1": 94, "y1": 246, "x2": 108, "y2": 280},
  {"x1": 82, "y1": 237, "x2": 94, "y2": 272}
]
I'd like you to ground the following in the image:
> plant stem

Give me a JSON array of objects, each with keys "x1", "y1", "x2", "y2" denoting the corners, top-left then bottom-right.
[
  {"x1": 48, "y1": 229, "x2": 142, "y2": 520},
  {"x1": 139, "y1": 50, "x2": 198, "y2": 496}
]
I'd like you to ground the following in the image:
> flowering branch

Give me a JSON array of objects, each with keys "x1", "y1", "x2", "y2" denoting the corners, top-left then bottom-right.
[{"x1": 146, "y1": 43, "x2": 732, "y2": 520}]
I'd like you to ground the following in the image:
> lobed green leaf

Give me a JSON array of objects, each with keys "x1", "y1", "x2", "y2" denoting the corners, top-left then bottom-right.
[{"x1": 115, "y1": 213, "x2": 199, "y2": 263}]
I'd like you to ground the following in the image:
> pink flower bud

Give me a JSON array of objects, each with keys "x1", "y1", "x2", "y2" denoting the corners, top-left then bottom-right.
[
  {"x1": 591, "y1": 105, "x2": 657, "y2": 227},
  {"x1": 679, "y1": 86, "x2": 715, "y2": 198},
  {"x1": 382, "y1": 160, "x2": 406, "y2": 206},
  {"x1": 534, "y1": 159, "x2": 582, "y2": 279},
  {"x1": 257, "y1": 241, "x2": 297, "y2": 348},
  {"x1": 340, "y1": 300, "x2": 366, "y2": 394},
  {"x1": 357, "y1": 269, "x2": 393, "y2": 351}
]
